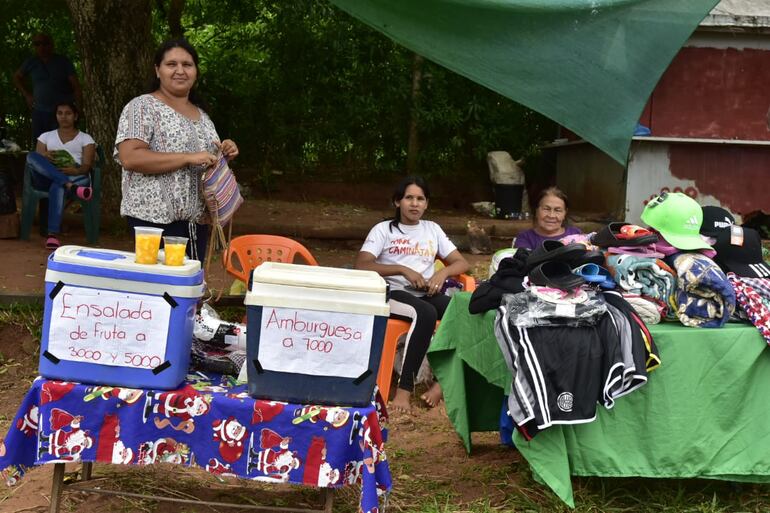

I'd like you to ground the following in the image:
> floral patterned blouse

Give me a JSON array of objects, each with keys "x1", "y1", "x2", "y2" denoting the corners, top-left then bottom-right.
[{"x1": 115, "y1": 94, "x2": 219, "y2": 224}]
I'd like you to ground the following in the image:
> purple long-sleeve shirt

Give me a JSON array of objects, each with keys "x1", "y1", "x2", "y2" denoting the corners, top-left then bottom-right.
[{"x1": 513, "y1": 226, "x2": 582, "y2": 250}]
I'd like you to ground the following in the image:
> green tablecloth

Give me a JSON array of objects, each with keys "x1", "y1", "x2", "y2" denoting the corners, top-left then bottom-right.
[{"x1": 428, "y1": 292, "x2": 770, "y2": 508}]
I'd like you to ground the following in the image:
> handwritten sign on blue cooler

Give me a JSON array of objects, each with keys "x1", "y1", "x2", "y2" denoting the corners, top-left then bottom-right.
[
  {"x1": 40, "y1": 246, "x2": 204, "y2": 389},
  {"x1": 245, "y1": 262, "x2": 390, "y2": 406}
]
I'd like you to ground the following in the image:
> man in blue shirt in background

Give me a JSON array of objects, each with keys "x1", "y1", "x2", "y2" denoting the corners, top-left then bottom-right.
[{"x1": 12, "y1": 33, "x2": 82, "y2": 140}]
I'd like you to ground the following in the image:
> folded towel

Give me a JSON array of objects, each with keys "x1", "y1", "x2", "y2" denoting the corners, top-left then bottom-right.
[
  {"x1": 622, "y1": 294, "x2": 663, "y2": 324},
  {"x1": 670, "y1": 253, "x2": 735, "y2": 328},
  {"x1": 605, "y1": 254, "x2": 677, "y2": 311}
]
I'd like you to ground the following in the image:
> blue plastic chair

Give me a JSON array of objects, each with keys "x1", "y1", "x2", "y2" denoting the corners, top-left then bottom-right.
[{"x1": 19, "y1": 146, "x2": 103, "y2": 244}]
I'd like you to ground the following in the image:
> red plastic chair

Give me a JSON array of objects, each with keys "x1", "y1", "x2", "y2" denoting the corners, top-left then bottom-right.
[
  {"x1": 376, "y1": 270, "x2": 476, "y2": 404},
  {"x1": 223, "y1": 234, "x2": 319, "y2": 284}
]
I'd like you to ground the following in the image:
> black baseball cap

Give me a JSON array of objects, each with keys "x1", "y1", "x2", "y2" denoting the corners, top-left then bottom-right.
[
  {"x1": 700, "y1": 206, "x2": 735, "y2": 238},
  {"x1": 712, "y1": 226, "x2": 770, "y2": 278}
]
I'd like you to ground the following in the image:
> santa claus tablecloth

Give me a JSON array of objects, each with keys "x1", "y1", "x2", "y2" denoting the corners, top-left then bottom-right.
[{"x1": 0, "y1": 373, "x2": 391, "y2": 512}]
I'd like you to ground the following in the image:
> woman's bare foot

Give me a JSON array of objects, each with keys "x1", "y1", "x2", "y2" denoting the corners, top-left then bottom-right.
[
  {"x1": 420, "y1": 381, "x2": 444, "y2": 408},
  {"x1": 389, "y1": 389, "x2": 413, "y2": 415}
]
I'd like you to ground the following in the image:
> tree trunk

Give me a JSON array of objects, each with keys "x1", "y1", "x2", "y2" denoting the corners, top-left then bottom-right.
[
  {"x1": 406, "y1": 53, "x2": 424, "y2": 175},
  {"x1": 155, "y1": 0, "x2": 186, "y2": 38},
  {"x1": 167, "y1": 0, "x2": 186, "y2": 38},
  {"x1": 65, "y1": 0, "x2": 155, "y2": 217}
]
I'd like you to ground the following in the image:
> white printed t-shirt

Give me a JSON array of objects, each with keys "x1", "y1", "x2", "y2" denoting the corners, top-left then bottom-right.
[
  {"x1": 360, "y1": 220, "x2": 457, "y2": 294},
  {"x1": 37, "y1": 129, "x2": 95, "y2": 165}
]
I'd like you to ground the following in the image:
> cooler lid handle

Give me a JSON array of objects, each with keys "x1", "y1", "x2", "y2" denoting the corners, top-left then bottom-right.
[{"x1": 76, "y1": 250, "x2": 127, "y2": 261}]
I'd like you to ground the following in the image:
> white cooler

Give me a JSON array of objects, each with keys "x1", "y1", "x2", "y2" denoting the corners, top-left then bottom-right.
[{"x1": 244, "y1": 262, "x2": 389, "y2": 406}]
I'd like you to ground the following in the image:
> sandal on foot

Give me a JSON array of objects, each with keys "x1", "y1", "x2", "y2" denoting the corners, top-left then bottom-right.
[
  {"x1": 74, "y1": 186, "x2": 92, "y2": 201},
  {"x1": 45, "y1": 236, "x2": 61, "y2": 250}
]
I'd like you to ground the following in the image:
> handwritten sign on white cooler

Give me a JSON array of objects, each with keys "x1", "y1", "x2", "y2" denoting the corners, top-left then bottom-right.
[
  {"x1": 48, "y1": 286, "x2": 171, "y2": 369},
  {"x1": 258, "y1": 306, "x2": 374, "y2": 378}
]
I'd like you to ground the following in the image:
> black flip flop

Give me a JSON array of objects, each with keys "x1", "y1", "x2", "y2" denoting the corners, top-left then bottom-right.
[
  {"x1": 526, "y1": 240, "x2": 587, "y2": 270},
  {"x1": 569, "y1": 249, "x2": 606, "y2": 268},
  {"x1": 590, "y1": 222, "x2": 659, "y2": 248},
  {"x1": 528, "y1": 261, "x2": 586, "y2": 290}
]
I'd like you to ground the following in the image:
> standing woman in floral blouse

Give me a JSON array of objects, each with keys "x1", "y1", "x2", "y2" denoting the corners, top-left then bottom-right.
[{"x1": 115, "y1": 39, "x2": 238, "y2": 261}]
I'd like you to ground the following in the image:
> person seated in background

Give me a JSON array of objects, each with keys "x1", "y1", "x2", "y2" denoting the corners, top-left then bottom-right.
[
  {"x1": 26, "y1": 101, "x2": 94, "y2": 250},
  {"x1": 513, "y1": 186, "x2": 581, "y2": 250},
  {"x1": 355, "y1": 176, "x2": 469, "y2": 414}
]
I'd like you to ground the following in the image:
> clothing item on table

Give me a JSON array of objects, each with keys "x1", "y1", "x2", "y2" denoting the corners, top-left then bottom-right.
[
  {"x1": 501, "y1": 288, "x2": 606, "y2": 328},
  {"x1": 604, "y1": 303, "x2": 649, "y2": 403},
  {"x1": 494, "y1": 311, "x2": 620, "y2": 439},
  {"x1": 670, "y1": 253, "x2": 735, "y2": 328},
  {"x1": 559, "y1": 232, "x2": 597, "y2": 249},
  {"x1": 529, "y1": 286, "x2": 589, "y2": 304},
  {"x1": 712, "y1": 227, "x2": 770, "y2": 279},
  {"x1": 700, "y1": 205, "x2": 735, "y2": 238},
  {"x1": 603, "y1": 291, "x2": 661, "y2": 372},
  {"x1": 469, "y1": 248, "x2": 529, "y2": 314},
  {"x1": 607, "y1": 246, "x2": 666, "y2": 259},
  {"x1": 652, "y1": 233, "x2": 717, "y2": 258},
  {"x1": 728, "y1": 273, "x2": 770, "y2": 345},
  {"x1": 740, "y1": 277, "x2": 770, "y2": 302},
  {"x1": 489, "y1": 247, "x2": 518, "y2": 276},
  {"x1": 621, "y1": 294, "x2": 663, "y2": 324},
  {"x1": 604, "y1": 254, "x2": 677, "y2": 308},
  {"x1": 641, "y1": 192, "x2": 712, "y2": 250}
]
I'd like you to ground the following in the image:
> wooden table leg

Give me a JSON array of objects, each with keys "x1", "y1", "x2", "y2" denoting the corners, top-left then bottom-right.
[
  {"x1": 81, "y1": 462, "x2": 93, "y2": 481},
  {"x1": 49, "y1": 463, "x2": 65, "y2": 513},
  {"x1": 322, "y1": 488, "x2": 333, "y2": 513}
]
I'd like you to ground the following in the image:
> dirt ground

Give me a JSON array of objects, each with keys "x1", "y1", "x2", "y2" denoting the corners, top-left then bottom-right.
[{"x1": 0, "y1": 197, "x2": 515, "y2": 512}]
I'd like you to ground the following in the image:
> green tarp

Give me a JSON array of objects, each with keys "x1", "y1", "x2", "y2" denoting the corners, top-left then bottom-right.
[
  {"x1": 429, "y1": 292, "x2": 770, "y2": 508},
  {"x1": 328, "y1": 0, "x2": 720, "y2": 165}
]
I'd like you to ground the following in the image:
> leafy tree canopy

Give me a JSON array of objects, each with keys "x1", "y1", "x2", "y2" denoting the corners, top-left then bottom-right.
[{"x1": 1, "y1": 0, "x2": 555, "y2": 185}]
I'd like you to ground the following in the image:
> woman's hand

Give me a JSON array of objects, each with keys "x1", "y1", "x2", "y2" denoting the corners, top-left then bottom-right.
[
  {"x1": 402, "y1": 267, "x2": 427, "y2": 291},
  {"x1": 216, "y1": 139, "x2": 239, "y2": 161},
  {"x1": 187, "y1": 151, "x2": 218, "y2": 168},
  {"x1": 426, "y1": 268, "x2": 449, "y2": 296}
]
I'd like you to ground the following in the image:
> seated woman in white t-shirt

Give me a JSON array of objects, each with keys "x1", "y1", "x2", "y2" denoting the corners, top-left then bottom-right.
[
  {"x1": 26, "y1": 101, "x2": 95, "y2": 249},
  {"x1": 355, "y1": 176, "x2": 469, "y2": 414}
]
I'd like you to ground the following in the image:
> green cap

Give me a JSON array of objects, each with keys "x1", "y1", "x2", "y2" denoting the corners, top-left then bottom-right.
[{"x1": 641, "y1": 192, "x2": 712, "y2": 250}]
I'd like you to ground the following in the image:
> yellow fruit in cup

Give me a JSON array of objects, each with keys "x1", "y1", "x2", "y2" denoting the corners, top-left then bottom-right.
[
  {"x1": 164, "y1": 243, "x2": 186, "y2": 266},
  {"x1": 135, "y1": 234, "x2": 161, "y2": 264}
]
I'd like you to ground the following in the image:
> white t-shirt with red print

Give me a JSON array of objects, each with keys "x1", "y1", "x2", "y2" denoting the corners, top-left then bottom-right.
[{"x1": 360, "y1": 220, "x2": 457, "y2": 294}]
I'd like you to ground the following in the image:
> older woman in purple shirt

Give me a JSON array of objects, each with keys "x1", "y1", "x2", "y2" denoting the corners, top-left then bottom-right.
[{"x1": 513, "y1": 186, "x2": 581, "y2": 250}]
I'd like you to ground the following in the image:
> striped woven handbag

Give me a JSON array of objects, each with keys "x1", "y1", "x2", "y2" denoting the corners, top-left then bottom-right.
[
  {"x1": 202, "y1": 154, "x2": 243, "y2": 227},
  {"x1": 202, "y1": 154, "x2": 244, "y2": 284}
]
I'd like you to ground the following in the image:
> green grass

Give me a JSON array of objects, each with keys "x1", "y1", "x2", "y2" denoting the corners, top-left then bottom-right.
[{"x1": 0, "y1": 302, "x2": 43, "y2": 341}]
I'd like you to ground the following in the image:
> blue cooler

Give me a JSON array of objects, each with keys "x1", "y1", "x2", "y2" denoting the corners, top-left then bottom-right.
[
  {"x1": 40, "y1": 246, "x2": 203, "y2": 389},
  {"x1": 245, "y1": 262, "x2": 389, "y2": 406}
]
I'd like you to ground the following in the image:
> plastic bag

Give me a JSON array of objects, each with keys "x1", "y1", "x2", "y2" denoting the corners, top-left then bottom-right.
[{"x1": 193, "y1": 303, "x2": 247, "y2": 351}]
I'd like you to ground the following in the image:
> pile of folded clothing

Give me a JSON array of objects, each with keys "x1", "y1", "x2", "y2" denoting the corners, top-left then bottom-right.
[
  {"x1": 641, "y1": 193, "x2": 735, "y2": 328},
  {"x1": 705, "y1": 210, "x2": 770, "y2": 341},
  {"x1": 493, "y1": 239, "x2": 660, "y2": 440},
  {"x1": 589, "y1": 222, "x2": 676, "y2": 323}
]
